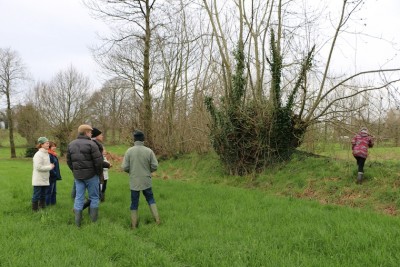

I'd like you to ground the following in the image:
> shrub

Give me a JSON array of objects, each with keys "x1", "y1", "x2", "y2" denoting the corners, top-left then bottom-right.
[{"x1": 25, "y1": 147, "x2": 37, "y2": 158}]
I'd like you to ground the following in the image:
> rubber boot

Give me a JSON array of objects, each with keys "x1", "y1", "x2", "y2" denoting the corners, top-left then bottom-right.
[
  {"x1": 357, "y1": 172, "x2": 364, "y2": 184},
  {"x1": 90, "y1": 208, "x2": 99, "y2": 223},
  {"x1": 131, "y1": 210, "x2": 138, "y2": 229},
  {"x1": 149, "y1": 204, "x2": 160, "y2": 225},
  {"x1": 74, "y1": 209, "x2": 83, "y2": 227},
  {"x1": 39, "y1": 199, "x2": 46, "y2": 209},
  {"x1": 32, "y1": 201, "x2": 39, "y2": 212},
  {"x1": 83, "y1": 199, "x2": 91, "y2": 214}
]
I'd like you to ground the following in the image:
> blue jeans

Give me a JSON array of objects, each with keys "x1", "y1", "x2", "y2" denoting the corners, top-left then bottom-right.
[
  {"x1": 130, "y1": 188, "x2": 156, "y2": 210},
  {"x1": 45, "y1": 180, "x2": 57, "y2": 205},
  {"x1": 32, "y1": 186, "x2": 47, "y2": 202},
  {"x1": 74, "y1": 176, "x2": 100, "y2": 211}
]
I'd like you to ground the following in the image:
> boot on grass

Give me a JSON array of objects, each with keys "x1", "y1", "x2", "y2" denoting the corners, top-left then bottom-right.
[
  {"x1": 90, "y1": 208, "x2": 98, "y2": 223},
  {"x1": 83, "y1": 199, "x2": 91, "y2": 214},
  {"x1": 32, "y1": 201, "x2": 39, "y2": 212},
  {"x1": 74, "y1": 209, "x2": 83, "y2": 227},
  {"x1": 131, "y1": 210, "x2": 138, "y2": 229},
  {"x1": 149, "y1": 204, "x2": 160, "y2": 225},
  {"x1": 357, "y1": 172, "x2": 364, "y2": 184},
  {"x1": 39, "y1": 199, "x2": 46, "y2": 209}
]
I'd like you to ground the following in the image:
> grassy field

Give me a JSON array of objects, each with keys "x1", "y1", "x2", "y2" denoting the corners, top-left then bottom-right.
[{"x1": 1, "y1": 142, "x2": 400, "y2": 266}]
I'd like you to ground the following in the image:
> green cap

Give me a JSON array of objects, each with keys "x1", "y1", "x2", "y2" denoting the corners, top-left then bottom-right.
[{"x1": 37, "y1": 137, "x2": 49, "y2": 144}]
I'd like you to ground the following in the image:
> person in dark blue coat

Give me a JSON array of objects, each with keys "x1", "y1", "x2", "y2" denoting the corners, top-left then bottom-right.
[{"x1": 45, "y1": 141, "x2": 62, "y2": 205}]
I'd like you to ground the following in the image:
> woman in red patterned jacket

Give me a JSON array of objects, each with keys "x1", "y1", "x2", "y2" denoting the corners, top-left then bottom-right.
[{"x1": 351, "y1": 127, "x2": 374, "y2": 184}]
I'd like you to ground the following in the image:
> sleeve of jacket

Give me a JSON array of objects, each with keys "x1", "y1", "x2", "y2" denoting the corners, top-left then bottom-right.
[
  {"x1": 103, "y1": 161, "x2": 111, "y2": 168},
  {"x1": 91, "y1": 143, "x2": 104, "y2": 175},
  {"x1": 49, "y1": 155, "x2": 57, "y2": 177},
  {"x1": 66, "y1": 145, "x2": 73, "y2": 170},
  {"x1": 121, "y1": 151, "x2": 130, "y2": 173},
  {"x1": 369, "y1": 137, "x2": 374, "y2": 148},
  {"x1": 150, "y1": 151, "x2": 158, "y2": 173}
]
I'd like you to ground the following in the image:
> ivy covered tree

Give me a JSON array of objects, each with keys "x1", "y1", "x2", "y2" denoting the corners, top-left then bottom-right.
[{"x1": 205, "y1": 31, "x2": 314, "y2": 175}]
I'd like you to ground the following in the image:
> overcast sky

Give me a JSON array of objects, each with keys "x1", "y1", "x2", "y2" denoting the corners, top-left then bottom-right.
[
  {"x1": 0, "y1": 0, "x2": 399, "y2": 91},
  {"x1": 0, "y1": 0, "x2": 108, "y2": 89}
]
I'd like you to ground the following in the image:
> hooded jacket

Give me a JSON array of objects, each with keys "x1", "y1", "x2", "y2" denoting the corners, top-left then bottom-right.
[{"x1": 352, "y1": 131, "x2": 374, "y2": 158}]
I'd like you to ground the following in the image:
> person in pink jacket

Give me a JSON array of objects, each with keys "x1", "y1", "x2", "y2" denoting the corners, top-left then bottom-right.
[{"x1": 351, "y1": 127, "x2": 374, "y2": 184}]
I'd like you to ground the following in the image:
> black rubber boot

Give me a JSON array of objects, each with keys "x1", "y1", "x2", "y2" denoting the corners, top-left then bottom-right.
[
  {"x1": 74, "y1": 209, "x2": 83, "y2": 227},
  {"x1": 39, "y1": 199, "x2": 46, "y2": 209},
  {"x1": 83, "y1": 199, "x2": 91, "y2": 214},
  {"x1": 32, "y1": 201, "x2": 39, "y2": 212},
  {"x1": 90, "y1": 208, "x2": 98, "y2": 223}
]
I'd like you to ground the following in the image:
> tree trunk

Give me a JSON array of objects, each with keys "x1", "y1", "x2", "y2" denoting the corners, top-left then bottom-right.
[
  {"x1": 6, "y1": 93, "x2": 16, "y2": 158},
  {"x1": 142, "y1": 0, "x2": 153, "y2": 148}
]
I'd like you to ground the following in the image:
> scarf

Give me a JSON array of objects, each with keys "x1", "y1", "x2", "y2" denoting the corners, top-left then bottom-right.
[{"x1": 48, "y1": 149, "x2": 58, "y2": 157}]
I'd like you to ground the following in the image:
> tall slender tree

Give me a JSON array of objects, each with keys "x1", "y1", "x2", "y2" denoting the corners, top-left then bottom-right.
[{"x1": 0, "y1": 48, "x2": 27, "y2": 158}]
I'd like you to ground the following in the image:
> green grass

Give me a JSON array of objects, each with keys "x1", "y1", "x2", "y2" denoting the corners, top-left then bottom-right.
[
  {"x1": 158, "y1": 150, "x2": 400, "y2": 215},
  {"x1": 2, "y1": 150, "x2": 400, "y2": 266}
]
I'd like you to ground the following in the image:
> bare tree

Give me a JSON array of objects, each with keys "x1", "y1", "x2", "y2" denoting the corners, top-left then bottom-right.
[
  {"x1": 33, "y1": 66, "x2": 91, "y2": 155},
  {"x1": 0, "y1": 48, "x2": 28, "y2": 158},
  {"x1": 88, "y1": 77, "x2": 138, "y2": 143},
  {"x1": 84, "y1": 0, "x2": 161, "y2": 148}
]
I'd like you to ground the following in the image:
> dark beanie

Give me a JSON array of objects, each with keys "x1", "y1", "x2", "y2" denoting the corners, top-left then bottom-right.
[
  {"x1": 133, "y1": 130, "x2": 145, "y2": 141},
  {"x1": 92, "y1": 128, "x2": 102, "y2": 138}
]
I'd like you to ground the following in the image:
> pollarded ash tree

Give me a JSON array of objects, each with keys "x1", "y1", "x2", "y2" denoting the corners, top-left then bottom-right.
[{"x1": 205, "y1": 30, "x2": 314, "y2": 175}]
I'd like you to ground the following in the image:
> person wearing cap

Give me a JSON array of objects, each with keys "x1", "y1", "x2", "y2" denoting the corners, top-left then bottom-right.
[
  {"x1": 351, "y1": 127, "x2": 374, "y2": 184},
  {"x1": 122, "y1": 130, "x2": 160, "y2": 229},
  {"x1": 31, "y1": 137, "x2": 55, "y2": 211},
  {"x1": 70, "y1": 127, "x2": 112, "y2": 207},
  {"x1": 91, "y1": 127, "x2": 111, "y2": 202},
  {"x1": 67, "y1": 124, "x2": 103, "y2": 227}
]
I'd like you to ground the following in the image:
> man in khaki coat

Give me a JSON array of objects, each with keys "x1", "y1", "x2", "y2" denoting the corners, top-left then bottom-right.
[{"x1": 121, "y1": 130, "x2": 159, "y2": 229}]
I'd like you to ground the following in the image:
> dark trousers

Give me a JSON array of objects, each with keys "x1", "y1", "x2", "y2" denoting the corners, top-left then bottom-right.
[
  {"x1": 130, "y1": 188, "x2": 156, "y2": 210},
  {"x1": 45, "y1": 180, "x2": 57, "y2": 205},
  {"x1": 102, "y1": 180, "x2": 108, "y2": 193},
  {"x1": 32, "y1": 186, "x2": 47, "y2": 202},
  {"x1": 355, "y1": 156, "x2": 366, "y2": 172}
]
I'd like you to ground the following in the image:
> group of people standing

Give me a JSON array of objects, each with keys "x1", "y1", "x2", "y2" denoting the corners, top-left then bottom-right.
[
  {"x1": 31, "y1": 124, "x2": 160, "y2": 229},
  {"x1": 31, "y1": 124, "x2": 371, "y2": 227}
]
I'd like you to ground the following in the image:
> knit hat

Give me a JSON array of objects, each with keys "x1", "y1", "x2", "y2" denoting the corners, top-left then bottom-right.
[
  {"x1": 360, "y1": 127, "x2": 368, "y2": 134},
  {"x1": 78, "y1": 124, "x2": 93, "y2": 134},
  {"x1": 133, "y1": 130, "x2": 145, "y2": 141},
  {"x1": 37, "y1": 137, "x2": 49, "y2": 144},
  {"x1": 92, "y1": 128, "x2": 102, "y2": 138}
]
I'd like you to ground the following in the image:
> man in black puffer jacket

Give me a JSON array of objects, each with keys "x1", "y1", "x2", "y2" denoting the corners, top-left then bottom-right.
[{"x1": 67, "y1": 124, "x2": 103, "y2": 227}]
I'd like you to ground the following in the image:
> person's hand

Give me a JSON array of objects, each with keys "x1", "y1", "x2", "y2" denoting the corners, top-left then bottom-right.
[{"x1": 51, "y1": 163, "x2": 55, "y2": 169}]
